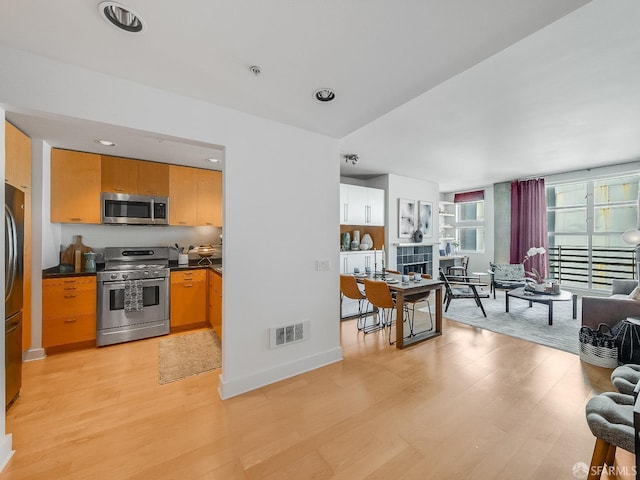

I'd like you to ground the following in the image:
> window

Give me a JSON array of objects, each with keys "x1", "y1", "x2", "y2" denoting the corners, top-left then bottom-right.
[
  {"x1": 454, "y1": 191, "x2": 485, "y2": 252},
  {"x1": 546, "y1": 175, "x2": 638, "y2": 291}
]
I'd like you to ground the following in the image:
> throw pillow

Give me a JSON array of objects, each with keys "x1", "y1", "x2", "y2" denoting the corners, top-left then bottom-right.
[{"x1": 628, "y1": 287, "x2": 640, "y2": 301}]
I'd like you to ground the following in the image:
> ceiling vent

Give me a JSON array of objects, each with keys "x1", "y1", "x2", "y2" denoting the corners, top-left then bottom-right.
[{"x1": 98, "y1": 2, "x2": 146, "y2": 33}]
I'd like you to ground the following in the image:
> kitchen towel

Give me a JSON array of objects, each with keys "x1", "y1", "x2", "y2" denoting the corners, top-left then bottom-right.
[{"x1": 124, "y1": 280, "x2": 144, "y2": 312}]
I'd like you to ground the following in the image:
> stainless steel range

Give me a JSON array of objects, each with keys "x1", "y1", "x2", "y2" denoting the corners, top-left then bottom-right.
[{"x1": 96, "y1": 247, "x2": 170, "y2": 346}]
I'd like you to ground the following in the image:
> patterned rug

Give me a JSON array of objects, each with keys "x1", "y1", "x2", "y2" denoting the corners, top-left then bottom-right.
[
  {"x1": 158, "y1": 329, "x2": 221, "y2": 384},
  {"x1": 424, "y1": 290, "x2": 581, "y2": 354}
]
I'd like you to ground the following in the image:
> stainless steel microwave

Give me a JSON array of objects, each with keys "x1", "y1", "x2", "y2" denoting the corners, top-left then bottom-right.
[{"x1": 101, "y1": 192, "x2": 169, "y2": 225}]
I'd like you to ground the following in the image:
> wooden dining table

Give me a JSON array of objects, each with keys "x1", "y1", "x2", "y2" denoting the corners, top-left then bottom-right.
[{"x1": 356, "y1": 273, "x2": 444, "y2": 349}]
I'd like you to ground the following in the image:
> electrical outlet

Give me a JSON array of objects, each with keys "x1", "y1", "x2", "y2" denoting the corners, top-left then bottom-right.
[{"x1": 316, "y1": 259, "x2": 330, "y2": 271}]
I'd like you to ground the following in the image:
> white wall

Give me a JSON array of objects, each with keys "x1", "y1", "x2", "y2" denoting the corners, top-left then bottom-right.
[
  {"x1": 0, "y1": 43, "x2": 342, "y2": 421},
  {"x1": 368, "y1": 174, "x2": 440, "y2": 273}
]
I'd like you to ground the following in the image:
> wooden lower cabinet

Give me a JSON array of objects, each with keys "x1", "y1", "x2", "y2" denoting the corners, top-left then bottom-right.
[
  {"x1": 42, "y1": 276, "x2": 97, "y2": 349},
  {"x1": 208, "y1": 270, "x2": 222, "y2": 339},
  {"x1": 170, "y1": 270, "x2": 207, "y2": 328}
]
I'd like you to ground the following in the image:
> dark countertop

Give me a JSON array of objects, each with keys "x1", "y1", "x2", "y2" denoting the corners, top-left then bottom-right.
[
  {"x1": 43, "y1": 258, "x2": 222, "y2": 279},
  {"x1": 168, "y1": 258, "x2": 221, "y2": 271},
  {"x1": 42, "y1": 265, "x2": 102, "y2": 278}
]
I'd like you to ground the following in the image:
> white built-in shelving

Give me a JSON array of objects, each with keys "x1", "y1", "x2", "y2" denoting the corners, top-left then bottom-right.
[{"x1": 438, "y1": 201, "x2": 455, "y2": 242}]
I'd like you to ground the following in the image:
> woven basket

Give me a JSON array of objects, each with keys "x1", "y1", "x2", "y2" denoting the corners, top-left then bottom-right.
[{"x1": 579, "y1": 324, "x2": 619, "y2": 369}]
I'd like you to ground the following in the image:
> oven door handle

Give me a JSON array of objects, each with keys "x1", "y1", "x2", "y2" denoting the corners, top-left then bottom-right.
[{"x1": 101, "y1": 277, "x2": 167, "y2": 286}]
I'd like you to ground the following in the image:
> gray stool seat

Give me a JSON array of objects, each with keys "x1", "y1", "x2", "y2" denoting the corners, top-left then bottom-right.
[
  {"x1": 611, "y1": 364, "x2": 640, "y2": 395},
  {"x1": 585, "y1": 392, "x2": 635, "y2": 478}
]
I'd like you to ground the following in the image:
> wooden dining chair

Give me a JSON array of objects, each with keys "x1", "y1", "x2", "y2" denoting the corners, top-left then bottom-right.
[
  {"x1": 363, "y1": 278, "x2": 396, "y2": 342},
  {"x1": 340, "y1": 274, "x2": 369, "y2": 330}
]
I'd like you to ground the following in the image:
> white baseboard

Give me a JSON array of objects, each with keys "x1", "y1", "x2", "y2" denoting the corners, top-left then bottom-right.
[
  {"x1": 23, "y1": 348, "x2": 46, "y2": 362},
  {"x1": 218, "y1": 346, "x2": 343, "y2": 399},
  {"x1": 0, "y1": 434, "x2": 14, "y2": 473}
]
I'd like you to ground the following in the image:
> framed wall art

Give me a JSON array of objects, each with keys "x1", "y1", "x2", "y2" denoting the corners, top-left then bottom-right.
[
  {"x1": 418, "y1": 201, "x2": 433, "y2": 238},
  {"x1": 398, "y1": 198, "x2": 415, "y2": 238}
]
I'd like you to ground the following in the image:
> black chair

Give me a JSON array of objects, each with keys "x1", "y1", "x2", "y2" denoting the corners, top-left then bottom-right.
[
  {"x1": 447, "y1": 256, "x2": 469, "y2": 278},
  {"x1": 403, "y1": 273, "x2": 434, "y2": 336},
  {"x1": 439, "y1": 268, "x2": 489, "y2": 317}
]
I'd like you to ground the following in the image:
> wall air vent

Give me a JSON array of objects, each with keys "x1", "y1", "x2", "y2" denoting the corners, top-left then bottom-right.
[{"x1": 270, "y1": 321, "x2": 310, "y2": 348}]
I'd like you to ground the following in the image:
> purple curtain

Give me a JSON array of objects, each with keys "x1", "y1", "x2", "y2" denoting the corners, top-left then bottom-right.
[{"x1": 510, "y1": 179, "x2": 549, "y2": 279}]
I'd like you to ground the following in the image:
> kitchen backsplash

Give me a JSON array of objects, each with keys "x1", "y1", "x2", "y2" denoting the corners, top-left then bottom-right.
[{"x1": 59, "y1": 224, "x2": 222, "y2": 263}]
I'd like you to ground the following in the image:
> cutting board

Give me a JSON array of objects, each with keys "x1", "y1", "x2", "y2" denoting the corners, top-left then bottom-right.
[{"x1": 60, "y1": 235, "x2": 93, "y2": 269}]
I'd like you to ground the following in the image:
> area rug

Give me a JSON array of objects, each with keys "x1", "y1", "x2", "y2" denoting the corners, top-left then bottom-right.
[
  {"x1": 158, "y1": 329, "x2": 221, "y2": 384},
  {"x1": 427, "y1": 290, "x2": 581, "y2": 354}
]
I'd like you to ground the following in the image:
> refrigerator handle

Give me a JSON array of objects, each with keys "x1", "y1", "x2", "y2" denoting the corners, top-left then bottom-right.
[{"x1": 5, "y1": 204, "x2": 17, "y2": 302}]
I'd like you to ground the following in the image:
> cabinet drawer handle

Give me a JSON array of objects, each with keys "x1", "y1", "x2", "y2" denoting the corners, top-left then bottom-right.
[
  {"x1": 64, "y1": 318, "x2": 77, "y2": 323},
  {"x1": 63, "y1": 279, "x2": 77, "y2": 283},
  {"x1": 69, "y1": 217, "x2": 82, "y2": 221},
  {"x1": 178, "y1": 221, "x2": 187, "y2": 225},
  {"x1": 184, "y1": 284, "x2": 193, "y2": 288},
  {"x1": 64, "y1": 294, "x2": 77, "y2": 298},
  {"x1": 115, "y1": 188, "x2": 124, "y2": 192},
  {"x1": 63, "y1": 287, "x2": 77, "y2": 290}
]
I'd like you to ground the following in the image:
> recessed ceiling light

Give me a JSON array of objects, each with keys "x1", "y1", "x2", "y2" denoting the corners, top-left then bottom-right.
[
  {"x1": 249, "y1": 65, "x2": 262, "y2": 77},
  {"x1": 208, "y1": 158, "x2": 221, "y2": 163},
  {"x1": 98, "y1": 2, "x2": 146, "y2": 33},
  {"x1": 314, "y1": 88, "x2": 336, "y2": 102},
  {"x1": 96, "y1": 139, "x2": 116, "y2": 147}
]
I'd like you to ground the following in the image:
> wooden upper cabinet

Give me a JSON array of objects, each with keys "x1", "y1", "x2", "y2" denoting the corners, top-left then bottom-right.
[
  {"x1": 137, "y1": 160, "x2": 169, "y2": 196},
  {"x1": 101, "y1": 155, "x2": 138, "y2": 194},
  {"x1": 169, "y1": 165, "x2": 197, "y2": 226},
  {"x1": 196, "y1": 170, "x2": 222, "y2": 226},
  {"x1": 101, "y1": 156, "x2": 169, "y2": 196},
  {"x1": 5, "y1": 121, "x2": 31, "y2": 191},
  {"x1": 50, "y1": 149, "x2": 101, "y2": 224}
]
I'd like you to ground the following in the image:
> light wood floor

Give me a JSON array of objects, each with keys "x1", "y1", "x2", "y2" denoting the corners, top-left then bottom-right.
[{"x1": 3, "y1": 310, "x2": 632, "y2": 479}]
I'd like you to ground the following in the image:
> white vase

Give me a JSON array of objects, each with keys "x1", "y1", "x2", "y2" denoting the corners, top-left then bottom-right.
[
  {"x1": 360, "y1": 233, "x2": 373, "y2": 249},
  {"x1": 353, "y1": 230, "x2": 360, "y2": 243}
]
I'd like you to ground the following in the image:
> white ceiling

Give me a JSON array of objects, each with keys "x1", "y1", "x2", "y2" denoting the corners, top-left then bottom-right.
[{"x1": 2, "y1": 0, "x2": 639, "y2": 192}]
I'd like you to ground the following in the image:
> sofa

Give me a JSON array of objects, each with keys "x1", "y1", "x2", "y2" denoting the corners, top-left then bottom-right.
[{"x1": 581, "y1": 279, "x2": 640, "y2": 329}]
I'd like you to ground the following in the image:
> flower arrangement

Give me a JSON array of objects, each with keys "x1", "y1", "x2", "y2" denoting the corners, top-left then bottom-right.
[{"x1": 522, "y1": 247, "x2": 546, "y2": 283}]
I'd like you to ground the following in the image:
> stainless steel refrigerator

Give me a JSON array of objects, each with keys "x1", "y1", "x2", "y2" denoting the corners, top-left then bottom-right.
[{"x1": 5, "y1": 184, "x2": 24, "y2": 409}]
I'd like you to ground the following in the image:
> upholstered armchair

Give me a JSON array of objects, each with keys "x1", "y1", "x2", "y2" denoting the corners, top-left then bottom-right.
[
  {"x1": 581, "y1": 279, "x2": 640, "y2": 329},
  {"x1": 488, "y1": 263, "x2": 527, "y2": 299}
]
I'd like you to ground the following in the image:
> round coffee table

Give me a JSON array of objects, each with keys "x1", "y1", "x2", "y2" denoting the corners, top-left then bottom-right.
[{"x1": 505, "y1": 287, "x2": 577, "y2": 325}]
